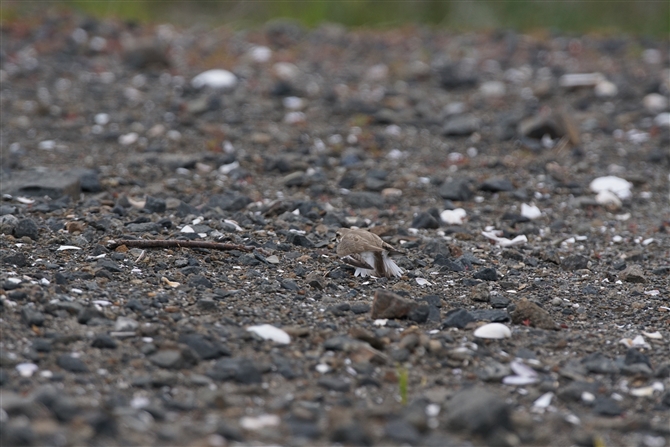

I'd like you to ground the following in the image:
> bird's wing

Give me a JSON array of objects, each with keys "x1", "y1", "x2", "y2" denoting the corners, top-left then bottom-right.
[
  {"x1": 336, "y1": 232, "x2": 383, "y2": 256},
  {"x1": 341, "y1": 254, "x2": 375, "y2": 270}
]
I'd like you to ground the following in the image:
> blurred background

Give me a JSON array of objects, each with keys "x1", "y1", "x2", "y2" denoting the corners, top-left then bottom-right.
[{"x1": 2, "y1": 0, "x2": 668, "y2": 35}]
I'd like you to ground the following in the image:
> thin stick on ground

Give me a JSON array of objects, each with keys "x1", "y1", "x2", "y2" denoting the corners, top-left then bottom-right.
[{"x1": 107, "y1": 239, "x2": 254, "y2": 252}]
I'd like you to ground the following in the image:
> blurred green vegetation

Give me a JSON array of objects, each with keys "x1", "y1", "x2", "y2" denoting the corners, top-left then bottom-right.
[{"x1": 2, "y1": 0, "x2": 669, "y2": 36}]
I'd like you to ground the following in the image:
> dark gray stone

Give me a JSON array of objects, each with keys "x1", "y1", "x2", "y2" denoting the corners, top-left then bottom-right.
[
  {"x1": 207, "y1": 358, "x2": 262, "y2": 384},
  {"x1": 345, "y1": 191, "x2": 385, "y2": 209},
  {"x1": 317, "y1": 376, "x2": 351, "y2": 392},
  {"x1": 178, "y1": 333, "x2": 230, "y2": 360},
  {"x1": 442, "y1": 308, "x2": 475, "y2": 328},
  {"x1": 144, "y1": 196, "x2": 166, "y2": 213},
  {"x1": 57, "y1": 354, "x2": 89, "y2": 373},
  {"x1": 91, "y1": 334, "x2": 117, "y2": 349},
  {"x1": 442, "y1": 114, "x2": 481, "y2": 136},
  {"x1": 470, "y1": 309, "x2": 510, "y2": 322},
  {"x1": 473, "y1": 267, "x2": 498, "y2": 281},
  {"x1": 1, "y1": 169, "x2": 81, "y2": 199},
  {"x1": 21, "y1": 306, "x2": 45, "y2": 326},
  {"x1": 593, "y1": 397, "x2": 623, "y2": 416},
  {"x1": 14, "y1": 218, "x2": 39, "y2": 240},
  {"x1": 445, "y1": 388, "x2": 511, "y2": 435},
  {"x1": 411, "y1": 212, "x2": 440, "y2": 229},
  {"x1": 286, "y1": 233, "x2": 314, "y2": 248},
  {"x1": 561, "y1": 255, "x2": 589, "y2": 271},
  {"x1": 582, "y1": 352, "x2": 619, "y2": 375},
  {"x1": 480, "y1": 178, "x2": 514, "y2": 192},
  {"x1": 384, "y1": 419, "x2": 421, "y2": 445},
  {"x1": 439, "y1": 178, "x2": 473, "y2": 201}
]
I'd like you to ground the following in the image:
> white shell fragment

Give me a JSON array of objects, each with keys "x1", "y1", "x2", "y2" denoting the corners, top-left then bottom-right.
[
  {"x1": 596, "y1": 190, "x2": 622, "y2": 208},
  {"x1": 240, "y1": 414, "x2": 280, "y2": 431},
  {"x1": 161, "y1": 277, "x2": 180, "y2": 288},
  {"x1": 57, "y1": 245, "x2": 82, "y2": 251},
  {"x1": 473, "y1": 323, "x2": 512, "y2": 339},
  {"x1": 118, "y1": 132, "x2": 138, "y2": 146},
  {"x1": 559, "y1": 72, "x2": 605, "y2": 88},
  {"x1": 247, "y1": 324, "x2": 291, "y2": 344},
  {"x1": 630, "y1": 382, "x2": 664, "y2": 397},
  {"x1": 16, "y1": 363, "x2": 38, "y2": 377},
  {"x1": 191, "y1": 69, "x2": 237, "y2": 89},
  {"x1": 503, "y1": 360, "x2": 538, "y2": 385},
  {"x1": 619, "y1": 335, "x2": 651, "y2": 349},
  {"x1": 642, "y1": 331, "x2": 662, "y2": 340},
  {"x1": 440, "y1": 208, "x2": 466, "y2": 225},
  {"x1": 589, "y1": 176, "x2": 632, "y2": 200},
  {"x1": 520, "y1": 203, "x2": 541, "y2": 220},
  {"x1": 415, "y1": 278, "x2": 432, "y2": 286},
  {"x1": 482, "y1": 230, "x2": 528, "y2": 247},
  {"x1": 532, "y1": 392, "x2": 554, "y2": 411}
]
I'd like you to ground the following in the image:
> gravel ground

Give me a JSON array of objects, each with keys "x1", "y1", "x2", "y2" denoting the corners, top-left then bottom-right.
[{"x1": 1, "y1": 14, "x2": 669, "y2": 447}]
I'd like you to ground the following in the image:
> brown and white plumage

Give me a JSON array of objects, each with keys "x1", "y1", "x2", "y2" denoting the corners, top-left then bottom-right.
[{"x1": 336, "y1": 228, "x2": 404, "y2": 278}]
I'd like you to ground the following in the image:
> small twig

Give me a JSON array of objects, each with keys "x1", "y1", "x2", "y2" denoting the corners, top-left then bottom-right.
[{"x1": 107, "y1": 239, "x2": 254, "y2": 252}]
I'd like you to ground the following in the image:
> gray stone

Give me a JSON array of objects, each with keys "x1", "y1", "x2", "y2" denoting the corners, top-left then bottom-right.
[
  {"x1": 1, "y1": 169, "x2": 81, "y2": 199},
  {"x1": 57, "y1": 354, "x2": 89, "y2": 373},
  {"x1": 149, "y1": 348, "x2": 199, "y2": 369},
  {"x1": 14, "y1": 218, "x2": 39, "y2": 240},
  {"x1": 442, "y1": 308, "x2": 475, "y2": 329},
  {"x1": 442, "y1": 114, "x2": 481, "y2": 136},
  {"x1": 561, "y1": 255, "x2": 589, "y2": 271},
  {"x1": 345, "y1": 191, "x2": 385, "y2": 209},
  {"x1": 439, "y1": 178, "x2": 473, "y2": 201},
  {"x1": 317, "y1": 377, "x2": 351, "y2": 392},
  {"x1": 445, "y1": 388, "x2": 511, "y2": 435}
]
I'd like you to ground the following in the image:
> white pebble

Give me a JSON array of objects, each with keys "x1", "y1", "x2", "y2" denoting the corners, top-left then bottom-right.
[
  {"x1": 247, "y1": 324, "x2": 291, "y2": 344},
  {"x1": 479, "y1": 81, "x2": 506, "y2": 98},
  {"x1": 118, "y1": 132, "x2": 138, "y2": 146},
  {"x1": 520, "y1": 203, "x2": 541, "y2": 220},
  {"x1": 440, "y1": 208, "x2": 466, "y2": 225},
  {"x1": 240, "y1": 414, "x2": 280, "y2": 431},
  {"x1": 594, "y1": 80, "x2": 617, "y2": 97},
  {"x1": 16, "y1": 363, "x2": 38, "y2": 377},
  {"x1": 473, "y1": 323, "x2": 511, "y2": 339},
  {"x1": 589, "y1": 176, "x2": 632, "y2": 200},
  {"x1": 644, "y1": 93, "x2": 668, "y2": 113},
  {"x1": 249, "y1": 46, "x2": 272, "y2": 63},
  {"x1": 191, "y1": 69, "x2": 237, "y2": 89},
  {"x1": 94, "y1": 113, "x2": 110, "y2": 125}
]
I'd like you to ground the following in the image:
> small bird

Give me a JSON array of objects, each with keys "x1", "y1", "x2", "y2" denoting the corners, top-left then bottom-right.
[{"x1": 336, "y1": 228, "x2": 404, "y2": 278}]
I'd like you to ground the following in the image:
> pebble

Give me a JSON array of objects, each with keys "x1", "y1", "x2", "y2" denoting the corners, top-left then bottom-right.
[
  {"x1": 473, "y1": 323, "x2": 511, "y2": 339},
  {"x1": 56, "y1": 354, "x2": 89, "y2": 373},
  {"x1": 247, "y1": 324, "x2": 291, "y2": 344},
  {"x1": 444, "y1": 388, "x2": 511, "y2": 435},
  {"x1": 619, "y1": 264, "x2": 646, "y2": 283},
  {"x1": 149, "y1": 348, "x2": 198, "y2": 369},
  {"x1": 191, "y1": 69, "x2": 237, "y2": 89},
  {"x1": 371, "y1": 290, "x2": 418, "y2": 320},
  {"x1": 442, "y1": 308, "x2": 475, "y2": 329},
  {"x1": 510, "y1": 298, "x2": 558, "y2": 330},
  {"x1": 589, "y1": 176, "x2": 632, "y2": 200},
  {"x1": 442, "y1": 114, "x2": 481, "y2": 136},
  {"x1": 439, "y1": 178, "x2": 473, "y2": 201}
]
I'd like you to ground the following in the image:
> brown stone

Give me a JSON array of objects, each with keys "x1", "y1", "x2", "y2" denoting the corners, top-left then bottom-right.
[
  {"x1": 510, "y1": 298, "x2": 559, "y2": 330},
  {"x1": 371, "y1": 290, "x2": 417, "y2": 319}
]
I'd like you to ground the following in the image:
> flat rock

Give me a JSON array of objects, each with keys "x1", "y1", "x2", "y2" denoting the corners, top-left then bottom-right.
[
  {"x1": 371, "y1": 290, "x2": 417, "y2": 319},
  {"x1": 1, "y1": 169, "x2": 81, "y2": 199},
  {"x1": 444, "y1": 388, "x2": 511, "y2": 435},
  {"x1": 510, "y1": 298, "x2": 559, "y2": 330}
]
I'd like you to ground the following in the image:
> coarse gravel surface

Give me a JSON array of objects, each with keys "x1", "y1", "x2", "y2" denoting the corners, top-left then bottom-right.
[{"x1": 1, "y1": 13, "x2": 670, "y2": 447}]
